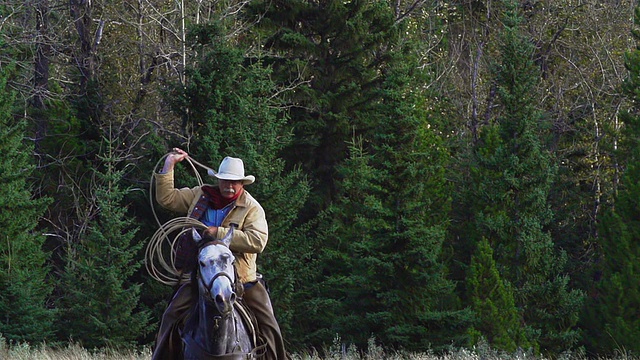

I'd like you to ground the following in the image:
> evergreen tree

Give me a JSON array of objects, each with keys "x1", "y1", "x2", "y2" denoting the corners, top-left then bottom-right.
[
  {"x1": 590, "y1": 174, "x2": 640, "y2": 354},
  {"x1": 467, "y1": 238, "x2": 530, "y2": 352},
  {"x1": 0, "y1": 65, "x2": 55, "y2": 343},
  {"x1": 245, "y1": 0, "x2": 404, "y2": 215},
  {"x1": 582, "y1": 4, "x2": 640, "y2": 354},
  {"x1": 242, "y1": 1, "x2": 474, "y2": 350},
  {"x1": 451, "y1": 0, "x2": 583, "y2": 353},
  {"x1": 306, "y1": 32, "x2": 471, "y2": 351},
  {"x1": 57, "y1": 134, "x2": 150, "y2": 348}
]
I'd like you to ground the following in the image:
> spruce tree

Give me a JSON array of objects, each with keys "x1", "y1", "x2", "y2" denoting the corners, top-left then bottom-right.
[
  {"x1": 453, "y1": 0, "x2": 583, "y2": 353},
  {"x1": 583, "y1": 4, "x2": 640, "y2": 353},
  {"x1": 467, "y1": 238, "x2": 530, "y2": 352},
  {"x1": 242, "y1": 1, "x2": 475, "y2": 350},
  {"x1": 245, "y1": 0, "x2": 404, "y2": 215},
  {"x1": 57, "y1": 134, "x2": 150, "y2": 348},
  {"x1": 591, "y1": 176, "x2": 640, "y2": 354},
  {"x1": 0, "y1": 65, "x2": 55, "y2": 343},
  {"x1": 307, "y1": 30, "x2": 472, "y2": 351}
]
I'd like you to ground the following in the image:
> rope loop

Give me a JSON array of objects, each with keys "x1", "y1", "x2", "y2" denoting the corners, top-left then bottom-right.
[{"x1": 145, "y1": 151, "x2": 217, "y2": 285}]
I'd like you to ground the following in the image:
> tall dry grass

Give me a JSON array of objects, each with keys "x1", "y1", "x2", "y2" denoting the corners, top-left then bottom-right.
[
  {"x1": 1, "y1": 334, "x2": 638, "y2": 360},
  {"x1": 0, "y1": 341, "x2": 151, "y2": 360}
]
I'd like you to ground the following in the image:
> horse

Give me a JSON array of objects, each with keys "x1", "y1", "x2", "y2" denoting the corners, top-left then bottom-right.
[{"x1": 180, "y1": 226, "x2": 263, "y2": 359}]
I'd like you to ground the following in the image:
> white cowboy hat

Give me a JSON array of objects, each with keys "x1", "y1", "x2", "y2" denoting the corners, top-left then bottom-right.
[{"x1": 207, "y1": 156, "x2": 255, "y2": 185}]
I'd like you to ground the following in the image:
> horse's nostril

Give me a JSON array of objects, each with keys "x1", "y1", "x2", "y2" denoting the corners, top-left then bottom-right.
[{"x1": 215, "y1": 294, "x2": 225, "y2": 305}]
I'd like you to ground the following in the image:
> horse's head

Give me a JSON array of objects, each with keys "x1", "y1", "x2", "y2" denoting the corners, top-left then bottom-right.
[
  {"x1": 183, "y1": 226, "x2": 255, "y2": 358},
  {"x1": 196, "y1": 227, "x2": 236, "y2": 316}
]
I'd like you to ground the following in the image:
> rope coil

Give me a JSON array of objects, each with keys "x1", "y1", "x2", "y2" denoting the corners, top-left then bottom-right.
[{"x1": 145, "y1": 152, "x2": 215, "y2": 286}]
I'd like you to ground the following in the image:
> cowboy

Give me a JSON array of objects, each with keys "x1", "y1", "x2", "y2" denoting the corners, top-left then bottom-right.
[{"x1": 151, "y1": 148, "x2": 288, "y2": 360}]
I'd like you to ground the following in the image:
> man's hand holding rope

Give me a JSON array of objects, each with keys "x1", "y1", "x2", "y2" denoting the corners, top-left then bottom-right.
[{"x1": 162, "y1": 147, "x2": 189, "y2": 173}]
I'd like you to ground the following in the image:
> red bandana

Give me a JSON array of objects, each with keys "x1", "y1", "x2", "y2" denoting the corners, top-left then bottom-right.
[{"x1": 202, "y1": 186, "x2": 241, "y2": 210}]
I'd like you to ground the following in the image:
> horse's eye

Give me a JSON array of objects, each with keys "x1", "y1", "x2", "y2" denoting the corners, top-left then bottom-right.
[{"x1": 199, "y1": 261, "x2": 206, "y2": 267}]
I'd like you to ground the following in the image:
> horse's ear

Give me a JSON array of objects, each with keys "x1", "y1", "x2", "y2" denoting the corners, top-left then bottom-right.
[{"x1": 221, "y1": 224, "x2": 237, "y2": 247}]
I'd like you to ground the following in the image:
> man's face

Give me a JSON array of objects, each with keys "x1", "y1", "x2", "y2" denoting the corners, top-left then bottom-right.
[{"x1": 218, "y1": 179, "x2": 244, "y2": 199}]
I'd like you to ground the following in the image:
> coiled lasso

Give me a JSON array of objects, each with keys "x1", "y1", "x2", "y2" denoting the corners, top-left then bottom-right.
[{"x1": 145, "y1": 151, "x2": 217, "y2": 286}]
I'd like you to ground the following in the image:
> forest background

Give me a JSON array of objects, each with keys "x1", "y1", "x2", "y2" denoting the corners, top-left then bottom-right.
[{"x1": 1, "y1": 0, "x2": 639, "y2": 358}]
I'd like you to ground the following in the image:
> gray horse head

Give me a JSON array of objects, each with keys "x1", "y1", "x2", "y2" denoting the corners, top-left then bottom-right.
[{"x1": 197, "y1": 227, "x2": 236, "y2": 315}]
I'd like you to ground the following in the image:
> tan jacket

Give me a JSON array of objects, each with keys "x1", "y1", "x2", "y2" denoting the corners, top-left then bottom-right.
[{"x1": 155, "y1": 170, "x2": 268, "y2": 283}]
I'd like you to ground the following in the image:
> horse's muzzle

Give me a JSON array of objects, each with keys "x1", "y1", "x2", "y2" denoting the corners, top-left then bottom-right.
[{"x1": 214, "y1": 291, "x2": 236, "y2": 315}]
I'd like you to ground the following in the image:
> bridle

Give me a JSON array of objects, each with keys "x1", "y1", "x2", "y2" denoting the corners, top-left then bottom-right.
[
  {"x1": 199, "y1": 271, "x2": 236, "y2": 311},
  {"x1": 197, "y1": 241, "x2": 237, "y2": 315}
]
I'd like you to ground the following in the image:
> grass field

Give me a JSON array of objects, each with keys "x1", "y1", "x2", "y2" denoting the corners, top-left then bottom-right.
[{"x1": 2, "y1": 336, "x2": 638, "y2": 360}]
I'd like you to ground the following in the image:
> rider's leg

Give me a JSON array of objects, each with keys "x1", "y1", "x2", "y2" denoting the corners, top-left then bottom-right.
[
  {"x1": 152, "y1": 282, "x2": 194, "y2": 360},
  {"x1": 242, "y1": 280, "x2": 289, "y2": 360}
]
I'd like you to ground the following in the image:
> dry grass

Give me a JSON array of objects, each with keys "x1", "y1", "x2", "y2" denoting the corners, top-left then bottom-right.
[
  {"x1": 291, "y1": 337, "x2": 640, "y2": 360},
  {"x1": 1, "y1": 335, "x2": 638, "y2": 360},
  {"x1": 0, "y1": 342, "x2": 151, "y2": 360}
]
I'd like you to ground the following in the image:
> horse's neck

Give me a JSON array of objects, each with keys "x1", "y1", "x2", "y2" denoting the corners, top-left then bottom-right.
[{"x1": 194, "y1": 297, "x2": 239, "y2": 354}]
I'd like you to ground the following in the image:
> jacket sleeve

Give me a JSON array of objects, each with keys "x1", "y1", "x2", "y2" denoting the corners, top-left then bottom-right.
[
  {"x1": 154, "y1": 170, "x2": 198, "y2": 214},
  {"x1": 220, "y1": 200, "x2": 269, "y2": 254}
]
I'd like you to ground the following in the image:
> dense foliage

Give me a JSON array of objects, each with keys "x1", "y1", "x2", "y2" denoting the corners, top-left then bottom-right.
[
  {"x1": 580, "y1": 5, "x2": 640, "y2": 353},
  {"x1": 0, "y1": 0, "x2": 639, "y2": 357},
  {"x1": 452, "y1": 2, "x2": 583, "y2": 353},
  {"x1": 57, "y1": 136, "x2": 151, "y2": 349},
  {"x1": 0, "y1": 64, "x2": 55, "y2": 344}
]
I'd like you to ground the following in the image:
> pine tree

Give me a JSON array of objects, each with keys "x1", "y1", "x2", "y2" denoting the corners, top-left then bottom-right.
[
  {"x1": 451, "y1": 0, "x2": 583, "y2": 353},
  {"x1": 245, "y1": 0, "x2": 404, "y2": 215},
  {"x1": 467, "y1": 238, "x2": 531, "y2": 352},
  {"x1": 0, "y1": 65, "x2": 55, "y2": 343},
  {"x1": 591, "y1": 182, "x2": 640, "y2": 353},
  {"x1": 242, "y1": 1, "x2": 475, "y2": 350},
  {"x1": 582, "y1": 4, "x2": 640, "y2": 353},
  {"x1": 57, "y1": 133, "x2": 150, "y2": 348},
  {"x1": 306, "y1": 31, "x2": 472, "y2": 351}
]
